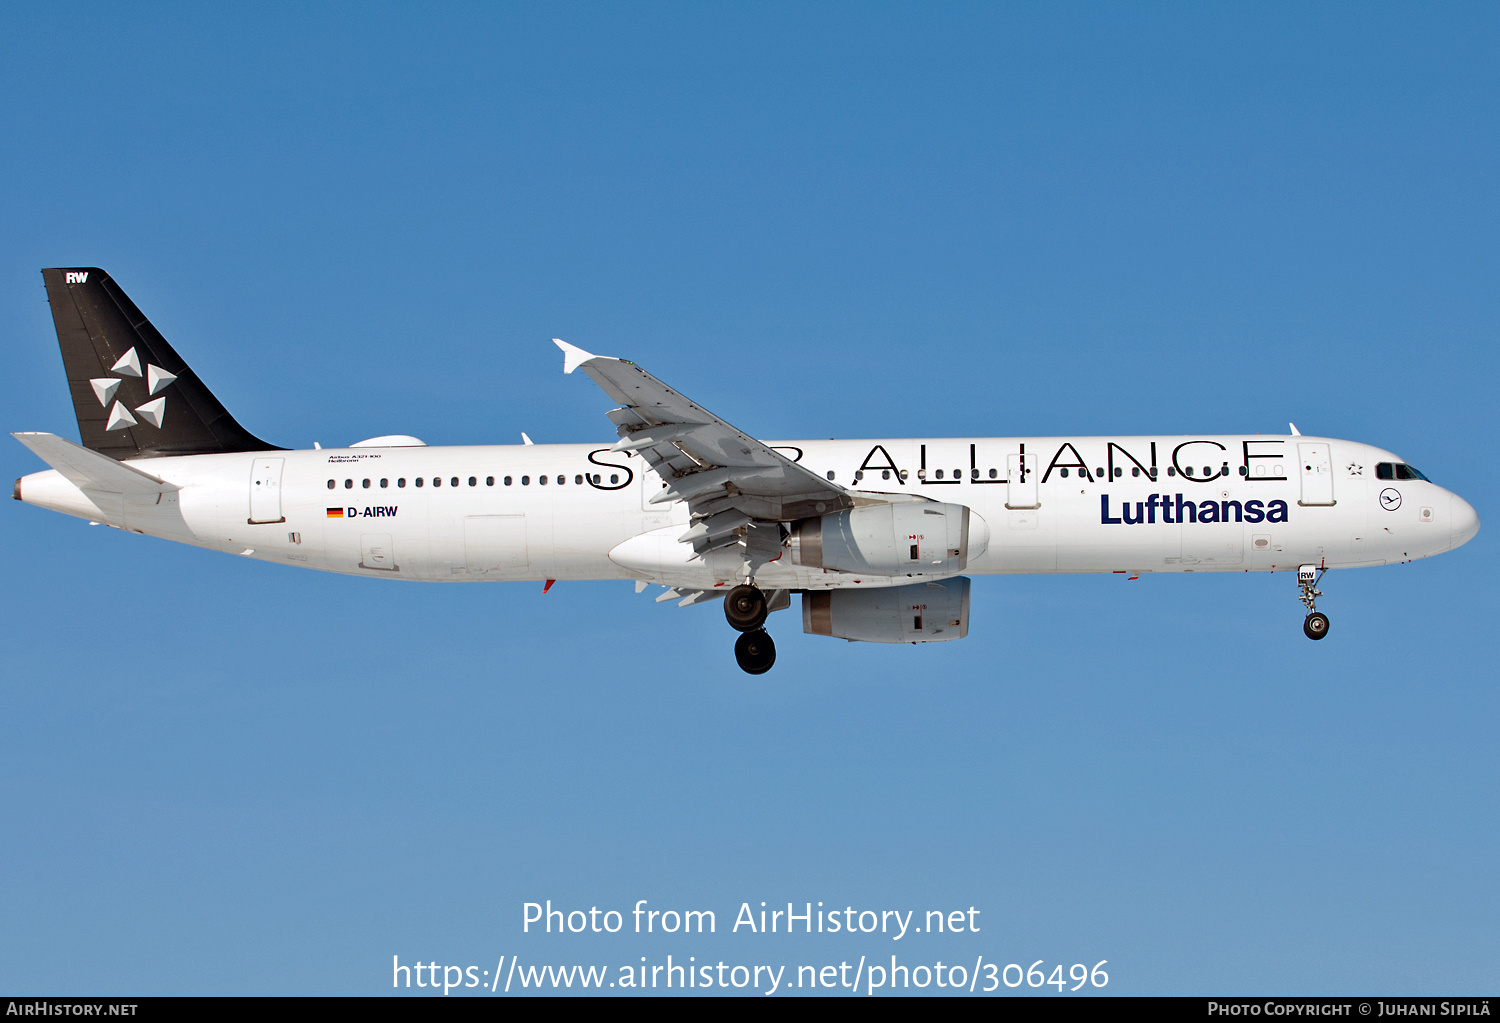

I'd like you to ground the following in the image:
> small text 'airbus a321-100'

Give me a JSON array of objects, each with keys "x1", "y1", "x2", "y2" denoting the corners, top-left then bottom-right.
[{"x1": 13, "y1": 269, "x2": 1480, "y2": 673}]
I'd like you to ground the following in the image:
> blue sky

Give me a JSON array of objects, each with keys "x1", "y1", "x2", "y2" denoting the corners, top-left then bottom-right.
[{"x1": 1, "y1": 2, "x2": 1496, "y2": 995}]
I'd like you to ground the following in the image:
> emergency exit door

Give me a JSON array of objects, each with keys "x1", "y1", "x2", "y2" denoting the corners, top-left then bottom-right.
[
  {"x1": 1006, "y1": 452, "x2": 1039, "y2": 509},
  {"x1": 248, "y1": 458, "x2": 285, "y2": 523},
  {"x1": 1297, "y1": 443, "x2": 1335, "y2": 506}
]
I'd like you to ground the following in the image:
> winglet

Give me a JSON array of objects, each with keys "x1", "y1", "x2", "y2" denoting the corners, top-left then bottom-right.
[
  {"x1": 1289, "y1": 422, "x2": 1302, "y2": 436},
  {"x1": 553, "y1": 339, "x2": 599, "y2": 375}
]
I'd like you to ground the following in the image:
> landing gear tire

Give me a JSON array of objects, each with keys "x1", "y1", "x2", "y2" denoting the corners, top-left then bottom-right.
[
  {"x1": 724, "y1": 584, "x2": 769, "y2": 632},
  {"x1": 1303, "y1": 612, "x2": 1330, "y2": 641},
  {"x1": 734, "y1": 629, "x2": 776, "y2": 674}
]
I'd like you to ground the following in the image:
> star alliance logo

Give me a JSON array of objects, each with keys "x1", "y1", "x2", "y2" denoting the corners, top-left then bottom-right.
[{"x1": 92, "y1": 346, "x2": 176, "y2": 431}]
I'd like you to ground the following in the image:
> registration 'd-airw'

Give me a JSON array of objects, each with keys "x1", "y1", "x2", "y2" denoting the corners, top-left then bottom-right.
[{"x1": 14, "y1": 269, "x2": 1480, "y2": 673}]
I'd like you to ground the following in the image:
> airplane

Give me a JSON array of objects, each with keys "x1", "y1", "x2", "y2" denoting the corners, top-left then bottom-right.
[{"x1": 13, "y1": 268, "x2": 1481, "y2": 674}]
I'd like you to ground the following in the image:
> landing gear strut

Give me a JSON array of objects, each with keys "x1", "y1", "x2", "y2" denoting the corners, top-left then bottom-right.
[
  {"x1": 734, "y1": 629, "x2": 777, "y2": 674},
  {"x1": 724, "y1": 584, "x2": 769, "y2": 632},
  {"x1": 1298, "y1": 564, "x2": 1330, "y2": 641}
]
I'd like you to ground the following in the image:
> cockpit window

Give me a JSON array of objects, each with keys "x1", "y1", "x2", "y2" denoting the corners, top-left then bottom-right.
[{"x1": 1377, "y1": 462, "x2": 1431, "y2": 482}]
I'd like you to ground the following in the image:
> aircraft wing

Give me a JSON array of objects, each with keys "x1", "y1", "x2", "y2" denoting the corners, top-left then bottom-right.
[{"x1": 554, "y1": 339, "x2": 856, "y2": 562}]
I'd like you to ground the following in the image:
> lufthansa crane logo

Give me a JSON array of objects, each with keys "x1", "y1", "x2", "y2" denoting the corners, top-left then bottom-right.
[{"x1": 1379, "y1": 488, "x2": 1402, "y2": 511}]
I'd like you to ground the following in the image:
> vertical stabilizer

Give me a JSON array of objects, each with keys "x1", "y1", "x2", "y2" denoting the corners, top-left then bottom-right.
[{"x1": 40, "y1": 268, "x2": 279, "y2": 459}]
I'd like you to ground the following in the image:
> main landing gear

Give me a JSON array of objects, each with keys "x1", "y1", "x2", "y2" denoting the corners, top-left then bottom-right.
[
  {"x1": 725, "y1": 584, "x2": 776, "y2": 674},
  {"x1": 734, "y1": 628, "x2": 776, "y2": 675},
  {"x1": 1298, "y1": 564, "x2": 1330, "y2": 641}
]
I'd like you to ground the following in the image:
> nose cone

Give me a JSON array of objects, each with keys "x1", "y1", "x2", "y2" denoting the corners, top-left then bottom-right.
[{"x1": 1450, "y1": 493, "x2": 1480, "y2": 550}]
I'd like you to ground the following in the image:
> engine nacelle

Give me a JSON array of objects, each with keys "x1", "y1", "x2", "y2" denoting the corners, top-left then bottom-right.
[
  {"x1": 789, "y1": 502, "x2": 985, "y2": 576},
  {"x1": 802, "y1": 578, "x2": 971, "y2": 644}
]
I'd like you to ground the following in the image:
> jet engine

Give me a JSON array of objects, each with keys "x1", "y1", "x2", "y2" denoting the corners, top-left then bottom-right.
[
  {"x1": 788, "y1": 502, "x2": 985, "y2": 576},
  {"x1": 802, "y1": 577, "x2": 971, "y2": 643}
]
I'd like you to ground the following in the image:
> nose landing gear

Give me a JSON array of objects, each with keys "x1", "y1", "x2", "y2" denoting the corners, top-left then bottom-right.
[{"x1": 1298, "y1": 564, "x2": 1330, "y2": 641}]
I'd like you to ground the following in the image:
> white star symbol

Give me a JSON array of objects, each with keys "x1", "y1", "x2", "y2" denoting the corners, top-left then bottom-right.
[{"x1": 102, "y1": 348, "x2": 174, "y2": 431}]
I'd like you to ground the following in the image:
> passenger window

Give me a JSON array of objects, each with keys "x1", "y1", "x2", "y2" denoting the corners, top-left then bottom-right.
[
  {"x1": 557, "y1": 475, "x2": 564, "y2": 485},
  {"x1": 989, "y1": 468, "x2": 997, "y2": 479},
  {"x1": 362, "y1": 479, "x2": 370, "y2": 488},
  {"x1": 1376, "y1": 463, "x2": 1395, "y2": 480},
  {"x1": 953, "y1": 469, "x2": 960, "y2": 479},
  {"x1": 1184, "y1": 466, "x2": 1194, "y2": 476},
  {"x1": 1167, "y1": 467, "x2": 1176, "y2": 477},
  {"x1": 469, "y1": 477, "x2": 477, "y2": 487},
  {"x1": 326, "y1": 480, "x2": 335, "y2": 489},
  {"x1": 522, "y1": 476, "x2": 530, "y2": 485},
  {"x1": 610, "y1": 474, "x2": 619, "y2": 484},
  {"x1": 504, "y1": 476, "x2": 512, "y2": 486},
  {"x1": 882, "y1": 470, "x2": 890, "y2": 480},
  {"x1": 1095, "y1": 468, "x2": 1104, "y2": 478},
  {"x1": 575, "y1": 475, "x2": 583, "y2": 485},
  {"x1": 826, "y1": 471, "x2": 835, "y2": 481},
  {"x1": 540, "y1": 475, "x2": 548, "y2": 485},
  {"x1": 1130, "y1": 467, "x2": 1138, "y2": 477},
  {"x1": 972, "y1": 469, "x2": 979, "y2": 479},
  {"x1": 344, "y1": 479, "x2": 353, "y2": 488},
  {"x1": 486, "y1": 476, "x2": 494, "y2": 486},
  {"x1": 416, "y1": 478, "x2": 424, "y2": 488},
  {"x1": 398, "y1": 478, "x2": 406, "y2": 488},
  {"x1": 433, "y1": 477, "x2": 441, "y2": 487},
  {"x1": 451, "y1": 477, "x2": 459, "y2": 487},
  {"x1": 380, "y1": 478, "x2": 388, "y2": 488},
  {"x1": 854, "y1": 470, "x2": 864, "y2": 480},
  {"x1": 1238, "y1": 466, "x2": 1247, "y2": 476},
  {"x1": 1058, "y1": 468, "x2": 1067, "y2": 478},
  {"x1": 935, "y1": 469, "x2": 945, "y2": 479}
]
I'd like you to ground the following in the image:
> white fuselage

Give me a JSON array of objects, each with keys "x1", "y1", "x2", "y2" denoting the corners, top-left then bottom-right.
[{"x1": 16, "y1": 434, "x2": 1478, "y2": 590}]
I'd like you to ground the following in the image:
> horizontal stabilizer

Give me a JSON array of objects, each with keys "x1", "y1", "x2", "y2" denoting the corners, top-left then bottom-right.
[{"x1": 12, "y1": 432, "x2": 179, "y2": 496}]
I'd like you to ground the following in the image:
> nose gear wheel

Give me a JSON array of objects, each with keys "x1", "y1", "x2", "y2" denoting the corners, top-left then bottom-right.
[{"x1": 1297, "y1": 565, "x2": 1330, "y2": 641}]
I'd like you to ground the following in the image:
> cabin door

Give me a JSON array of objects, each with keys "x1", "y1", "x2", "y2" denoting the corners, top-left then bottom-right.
[
  {"x1": 1297, "y1": 443, "x2": 1335, "y2": 506},
  {"x1": 249, "y1": 458, "x2": 285, "y2": 523}
]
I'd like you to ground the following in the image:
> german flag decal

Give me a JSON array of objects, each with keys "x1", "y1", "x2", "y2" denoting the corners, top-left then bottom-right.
[{"x1": 326, "y1": 507, "x2": 344, "y2": 518}]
